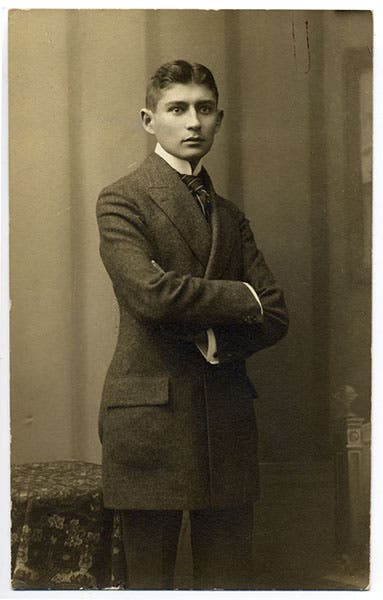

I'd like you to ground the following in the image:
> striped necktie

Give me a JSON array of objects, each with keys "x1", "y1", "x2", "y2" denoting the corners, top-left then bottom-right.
[{"x1": 180, "y1": 173, "x2": 212, "y2": 223}]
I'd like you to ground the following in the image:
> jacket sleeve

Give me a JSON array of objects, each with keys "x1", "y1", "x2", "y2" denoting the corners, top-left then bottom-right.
[
  {"x1": 213, "y1": 211, "x2": 289, "y2": 363},
  {"x1": 97, "y1": 192, "x2": 263, "y2": 330}
]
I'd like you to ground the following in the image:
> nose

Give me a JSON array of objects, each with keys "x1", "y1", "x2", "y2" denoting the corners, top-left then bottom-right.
[{"x1": 186, "y1": 107, "x2": 201, "y2": 130}]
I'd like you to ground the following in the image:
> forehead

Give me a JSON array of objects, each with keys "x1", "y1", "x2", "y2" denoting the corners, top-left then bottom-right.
[{"x1": 156, "y1": 83, "x2": 217, "y2": 106}]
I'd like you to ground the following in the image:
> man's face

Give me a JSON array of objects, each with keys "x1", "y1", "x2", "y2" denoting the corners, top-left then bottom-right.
[{"x1": 141, "y1": 83, "x2": 223, "y2": 167}]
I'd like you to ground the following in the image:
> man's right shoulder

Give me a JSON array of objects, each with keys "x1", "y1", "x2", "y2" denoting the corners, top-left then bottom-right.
[{"x1": 98, "y1": 156, "x2": 152, "y2": 201}]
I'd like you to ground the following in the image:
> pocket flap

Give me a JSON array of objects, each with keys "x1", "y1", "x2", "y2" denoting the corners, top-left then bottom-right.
[{"x1": 105, "y1": 375, "x2": 169, "y2": 408}]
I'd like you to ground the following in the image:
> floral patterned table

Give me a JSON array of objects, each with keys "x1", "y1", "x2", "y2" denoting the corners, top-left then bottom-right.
[{"x1": 11, "y1": 461, "x2": 126, "y2": 589}]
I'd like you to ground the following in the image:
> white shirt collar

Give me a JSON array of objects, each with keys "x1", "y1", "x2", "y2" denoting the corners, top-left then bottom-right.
[{"x1": 154, "y1": 143, "x2": 202, "y2": 176}]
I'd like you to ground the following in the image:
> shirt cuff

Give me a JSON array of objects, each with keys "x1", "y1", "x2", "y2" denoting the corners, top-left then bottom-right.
[
  {"x1": 241, "y1": 282, "x2": 264, "y2": 319},
  {"x1": 196, "y1": 328, "x2": 220, "y2": 365}
]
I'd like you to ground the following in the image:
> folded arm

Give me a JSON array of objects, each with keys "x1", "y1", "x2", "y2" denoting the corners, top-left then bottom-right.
[
  {"x1": 211, "y1": 211, "x2": 289, "y2": 362},
  {"x1": 194, "y1": 284, "x2": 263, "y2": 364},
  {"x1": 97, "y1": 192, "x2": 263, "y2": 330}
]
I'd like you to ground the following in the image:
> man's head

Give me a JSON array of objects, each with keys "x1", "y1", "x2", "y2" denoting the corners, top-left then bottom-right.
[
  {"x1": 145, "y1": 60, "x2": 219, "y2": 111},
  {"x1": 141, "y1": 60, "x2": 223, "y2": 168}
]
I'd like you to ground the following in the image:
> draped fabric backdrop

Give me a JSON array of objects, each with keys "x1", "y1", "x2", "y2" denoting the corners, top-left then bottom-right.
[{"x1": 10, "y1": 10, "x2": 371, "y2": 466}]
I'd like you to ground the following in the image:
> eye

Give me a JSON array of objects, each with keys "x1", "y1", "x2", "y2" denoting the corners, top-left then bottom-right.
[
  {"x1": 168, "y1": 106, "x2": 183, "y2": 114},
  {"x1": 199, "y1": 105, "x2": 213, "y2": 114}
]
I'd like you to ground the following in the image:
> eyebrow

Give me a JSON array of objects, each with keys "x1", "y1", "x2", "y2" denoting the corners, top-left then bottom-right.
[{"x1": 164, "y1": 99, "x2": 216, "y2": 107}]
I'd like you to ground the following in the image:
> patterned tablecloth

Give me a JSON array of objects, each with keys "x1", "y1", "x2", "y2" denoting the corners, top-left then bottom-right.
[{"x1": 11, "y1": 461, "x2": 126, "y2": 590}]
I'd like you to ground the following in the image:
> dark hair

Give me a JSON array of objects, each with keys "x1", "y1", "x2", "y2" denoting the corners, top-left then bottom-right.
[{"x1": 146, "y1": 60, "x2": 219, "y2": 111}]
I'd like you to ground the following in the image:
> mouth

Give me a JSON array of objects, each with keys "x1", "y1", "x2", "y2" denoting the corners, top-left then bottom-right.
[{"x1": 183, "y1": 136, "x2": 205, "y2": 142}]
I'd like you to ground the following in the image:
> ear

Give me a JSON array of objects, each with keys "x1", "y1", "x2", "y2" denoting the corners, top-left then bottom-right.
[
  {"x1": 215, "y1": 109, "x2": 224, "y2": 133},
  {"x1": 140, "y1": 108, "x2": 155, "y2": 134}
]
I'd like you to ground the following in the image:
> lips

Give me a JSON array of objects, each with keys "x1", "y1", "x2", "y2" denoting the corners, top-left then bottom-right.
[{"x1": 183, "y1": 137, "x2": 205, "y2": 142}]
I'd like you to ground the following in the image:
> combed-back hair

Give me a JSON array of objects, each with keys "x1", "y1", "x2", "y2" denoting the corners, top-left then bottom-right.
[{"x1": 145, "y1": 60, "x2": 219, "y2": 111}]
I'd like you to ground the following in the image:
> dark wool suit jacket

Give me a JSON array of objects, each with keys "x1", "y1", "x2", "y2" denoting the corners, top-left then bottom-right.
[{"x1": 96, "y1": 152, "x2": 288, "y2": 510}]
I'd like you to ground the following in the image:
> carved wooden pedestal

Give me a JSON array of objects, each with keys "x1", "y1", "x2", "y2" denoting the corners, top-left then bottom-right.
[{"x1": 332, "y1": 389, "x2": 370, "y2": 572}]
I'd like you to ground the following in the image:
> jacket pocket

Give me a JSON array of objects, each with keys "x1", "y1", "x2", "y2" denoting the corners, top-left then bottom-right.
[{"x1": 104, "y1": 374, "x2": 170, "y2": 408}]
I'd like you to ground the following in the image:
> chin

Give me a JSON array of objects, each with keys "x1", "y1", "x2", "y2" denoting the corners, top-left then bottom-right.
[
  {"x1": 183, "y1": 153, "x2": 204, "y2": 162},
  {"x1": 181, "y1": 149, "x2": 207, "y2": 161}
]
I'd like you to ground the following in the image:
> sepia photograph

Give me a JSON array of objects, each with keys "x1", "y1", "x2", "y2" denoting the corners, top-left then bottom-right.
[{"x1": 4, "y1": 6, "x2": 373, "y2": 593}]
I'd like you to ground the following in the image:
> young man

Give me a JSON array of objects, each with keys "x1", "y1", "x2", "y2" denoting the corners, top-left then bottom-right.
[{"x1": 96, "y1": 60, "x2": 288, "y2": 590}]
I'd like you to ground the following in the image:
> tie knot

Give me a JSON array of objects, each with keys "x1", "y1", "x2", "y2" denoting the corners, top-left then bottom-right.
[
  {"x1": 180, "y1": 173, "x2": 208, "y2": 196},
  {"x1": 180, "y1": 172, "x2": 211, "y2": 223}
]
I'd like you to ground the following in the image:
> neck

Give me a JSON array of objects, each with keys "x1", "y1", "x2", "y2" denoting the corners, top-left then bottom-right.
[
  {"x1": 154, "y1": 143, "x2": 203, "y2": 175},
  {"x1": 188, "y1": 158, "x2": 200, "y2": 171}
]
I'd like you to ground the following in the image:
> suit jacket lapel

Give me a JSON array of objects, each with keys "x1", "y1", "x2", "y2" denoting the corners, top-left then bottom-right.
[
  {"x1": 144, "y1": 154, "x2": 212, "y2": 269},
  {"x1": 202, "y1": 172, "x2": 237, "y2": 280}
]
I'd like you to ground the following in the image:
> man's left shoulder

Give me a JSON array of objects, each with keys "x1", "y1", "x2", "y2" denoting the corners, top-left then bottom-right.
[{"x1": 215, "y1": 192, "x2": 245, "y2": 221}]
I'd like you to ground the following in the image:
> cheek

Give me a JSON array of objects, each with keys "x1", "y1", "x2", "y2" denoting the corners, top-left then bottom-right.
[
  {"x1": 158, "y1": 122, "x2": 179, "y2": 141},
  {"x1": 204, "y1": 119, "x2": 219, "y2": 135},
  {"x1": 205, "y1": 126, "x2": 217, "y2": 142}
]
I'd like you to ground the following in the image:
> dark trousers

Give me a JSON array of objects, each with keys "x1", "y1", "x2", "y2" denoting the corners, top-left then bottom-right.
[{"x1": 120, "y1": 504, "x2": 254, "y2": 590}]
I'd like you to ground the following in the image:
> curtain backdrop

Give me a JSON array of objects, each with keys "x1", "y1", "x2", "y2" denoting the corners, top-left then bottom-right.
[{"x1": 9, "y1": 10, "x2": 372, "y2": 464}]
